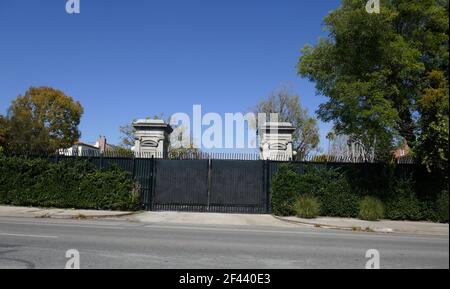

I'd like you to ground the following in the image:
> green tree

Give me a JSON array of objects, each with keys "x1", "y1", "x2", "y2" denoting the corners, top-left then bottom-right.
[
  {"x1": 0, "y1": 115, "x2": 9, "y2": 149},
  {"x1": 3, "y1": 86, "x2": 83, "y2": 153},
  {"x1": 298, "y1": 0, "x2": 449, "y2": 163},
  {"x1": 416, "y1": 70, "x2": 449, "y2": 174},
  {"x1": 118, "y1": 123, "x2": 135, "y2": 149},
  {"x1": 253, "y1": 85, "x2": 320, "y2": 159}
]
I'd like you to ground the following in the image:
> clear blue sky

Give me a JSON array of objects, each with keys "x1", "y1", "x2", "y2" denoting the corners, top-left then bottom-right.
[{"x1": 0, "y1": 0, "x2": 341, "y2": 151}]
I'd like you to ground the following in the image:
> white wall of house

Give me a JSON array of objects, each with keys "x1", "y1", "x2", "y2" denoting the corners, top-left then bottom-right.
[{"x1": 58, "y1": 144, "x2": 99, "y2": 156}]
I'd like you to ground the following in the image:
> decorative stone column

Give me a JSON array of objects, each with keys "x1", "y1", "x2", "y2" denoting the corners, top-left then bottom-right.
[
  {"x1": 258, "y1": 122, "x2": 295, "y2": 161},
  {"x1": 132, "y1": 119, "x2": 173, "y2": 158}
]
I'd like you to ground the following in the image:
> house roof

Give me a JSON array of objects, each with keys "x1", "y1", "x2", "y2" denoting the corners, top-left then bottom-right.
[{"x1": 73, "y1": 141, "x2": 99, "y2": 150}]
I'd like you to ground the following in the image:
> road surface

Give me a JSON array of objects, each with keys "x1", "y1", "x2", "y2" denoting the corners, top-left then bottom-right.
[{"x1": 0, "y1": 216, "x2": 448, "y2": 269}]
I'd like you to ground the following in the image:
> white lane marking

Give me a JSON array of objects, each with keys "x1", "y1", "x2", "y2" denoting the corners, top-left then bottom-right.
[
  {"x1": 143, "y1": 224, "x2": 449, "y2": 242},
  {"x1": 0, "y1": 232, "x2": 59, "y2": 239}
]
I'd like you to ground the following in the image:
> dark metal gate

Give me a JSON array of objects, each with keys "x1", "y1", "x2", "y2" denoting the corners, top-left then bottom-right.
[
  {"x1": 209, "y1": 160, "x2": 268, "y2": 213},
  {"x1": 150, "y1": 159, "x2": 269, "y2": 213},
  {"x1": 152, "y1": 159, "x2": 209, "y2": 211},
  {"x1": 134, "y1": 158, "x2": 154, "y2": 210}
]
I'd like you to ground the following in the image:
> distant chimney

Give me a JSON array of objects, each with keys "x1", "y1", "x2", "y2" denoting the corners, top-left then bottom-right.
[{"x1": 97, "y1": 135, "x2": 107, "y2": 153}]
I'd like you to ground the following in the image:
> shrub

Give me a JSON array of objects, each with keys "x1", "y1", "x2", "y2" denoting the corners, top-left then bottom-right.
[
  {"x1": 271, "y1": 164, "x2": 300, "y2": 216},
  {"x1": 358, "y1": 196, "x2": 384, "y2": 221},
  {"x1": 294, "y1": 196, "x2": 320, "y2": 219},
  {"x1": 385, "y1": 178, "x2": 423, "y2": 221},
  {"x1": 0, "y1": 156, "x2": 139, "y2": 211},
  {"x1": 435, "y1": 190, "x2": 449, "y2": 223},
  {"x1": 269, "y1": 163, "x2": 446, "y2": 222},
  {"x1": 297, "y1": 167, "x2": 359, "y2": 217}
]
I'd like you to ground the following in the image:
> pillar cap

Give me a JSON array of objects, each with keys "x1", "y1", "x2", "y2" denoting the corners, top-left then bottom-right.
[
  {"x1": 258, "y1": 122, "x2": 295, "y2": 134},
  {"x1": 132, "y1": 119, "x2": 173, "y2": 133}
]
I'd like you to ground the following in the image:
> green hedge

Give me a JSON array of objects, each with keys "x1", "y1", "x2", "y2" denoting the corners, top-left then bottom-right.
[
  {"x1": 271, "y1": 165, "x2": 300, "y2": 216},
  {"x1": 271, "y1": 164, "x2": 448, "y2": 223},
  {"x1": 384, "y1": 178, "x2": 424, "y2": 221},
  {"x1": 296, "y1": 167, "x2": 359, "y2": 218},
  {"x1": 0, "y1": 155, "x2": 139, "y2": 211}
]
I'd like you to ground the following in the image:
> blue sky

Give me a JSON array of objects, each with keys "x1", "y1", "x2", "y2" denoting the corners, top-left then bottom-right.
[{"x1": 0, "y1": 0, "x2": 341, "y2": 152}]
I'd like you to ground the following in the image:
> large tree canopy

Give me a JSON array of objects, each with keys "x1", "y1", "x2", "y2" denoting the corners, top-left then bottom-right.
[
  {"x1": 1, "y1": 87, "x2": 83, "y2": 153},
  {"x1": 298, "y1": 0, "x2": 448, "y2": 166}
]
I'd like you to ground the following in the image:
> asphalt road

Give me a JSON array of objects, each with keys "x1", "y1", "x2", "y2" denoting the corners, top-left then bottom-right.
[{"x1": 0, "y1": 216, "x2": 448, "y2": 269}]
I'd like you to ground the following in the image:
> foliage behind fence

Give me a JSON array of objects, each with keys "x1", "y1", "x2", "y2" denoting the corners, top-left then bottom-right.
[{"x1": 270, "y1": 162, "x2": 448, "y2": 222}]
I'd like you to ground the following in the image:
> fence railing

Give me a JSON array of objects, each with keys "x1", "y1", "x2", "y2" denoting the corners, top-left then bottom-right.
[{"x1": 49, "y1": 149, "x2": 414, "y2": 163}]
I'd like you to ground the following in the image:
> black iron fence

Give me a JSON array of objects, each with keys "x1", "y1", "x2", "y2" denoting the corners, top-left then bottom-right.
[
  {"x1": 4, "y1": 150, "x2": 419, "y2": 214},
  {"x1": 53, "y1": 149, "x2": 415, "y2": 163},
  {"x1": 43, "y1": 153, "x2": 272, "y2": 213}
]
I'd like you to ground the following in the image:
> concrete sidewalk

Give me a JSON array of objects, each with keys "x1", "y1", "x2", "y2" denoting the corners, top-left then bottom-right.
[
  {"x1": 277, "y1": 216, "x2": 449, "y2": 236},
  {"x1": 128, "y1": 212, "x2": 449, "y2": 235},
  {"x1": 0, "y1": 205, "x2": 294, "y2": 227},
  {"x1": 0, "y1": 205, "x2": 448, "y2": 236},
  {"x1": 0, "y1": 205, "x2": 133, "y2": 219},
  {"x1": 126, "y1": 211, "x2": 296, "y2": 227}
]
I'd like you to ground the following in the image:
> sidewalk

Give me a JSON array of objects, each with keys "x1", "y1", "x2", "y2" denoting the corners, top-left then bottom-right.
[
  {"x1": 126, "y1": 211, "x2": 295, "y2": 227},
  {"x1": 0, "y1": 205, "x2": 133, "y2": 219},
  {"x1": 276, "y1": 216, "x2": 449, "y2": 236},
  {"x1": 0, "y1": 205, "x2": 295, "y2": 227},
  {"x1": 0, "y1": 205, "x2": 448, "y2": 236}
]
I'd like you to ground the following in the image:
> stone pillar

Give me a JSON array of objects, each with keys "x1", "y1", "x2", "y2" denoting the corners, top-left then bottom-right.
[
  {"x1": 258, "y1": 122, "x2": 295, "y2": 161},
  {"x1": 132, "y1": 119, "x2": 173, "y2": 158}
]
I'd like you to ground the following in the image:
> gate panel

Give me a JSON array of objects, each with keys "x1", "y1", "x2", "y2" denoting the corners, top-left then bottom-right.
[
  {"x1": 134, "y1": 158, "x2": 153, "y2": 210},
  {"x1": 210, "y1": 160, "x2": 267, "y2": 213},
  {"x1": 152, "y1": 159, "x2": 208, "y2": 211}
]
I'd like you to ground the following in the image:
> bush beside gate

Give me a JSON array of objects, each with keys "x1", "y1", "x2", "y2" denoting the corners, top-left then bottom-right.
[
  {"x1": 271, "y1": 164, "x2": 449, "y2": 223},
  {"x1": 0, "y1": 155, "x2": 140, "y2": 211}
]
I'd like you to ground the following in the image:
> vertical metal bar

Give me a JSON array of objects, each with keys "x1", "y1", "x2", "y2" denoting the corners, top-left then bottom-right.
[
  {"x1": 265, "y1": 159, "x2": 271, "y2": 214},
  {"x1": 132, "y1": 155, "x2": 136, "y2": 179},
  {"x1": 99, "y1": 152, "x2": 103, "y2": 169},
  {"x1": 207, "y1": 158, "x2": 212, "y2": 211},
  {"x1": 150, "y1": 156, "x2": 156, "y2": 211},
  {"x1": 262, "y1": 159, "x2": 266, "y2": 213}
]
